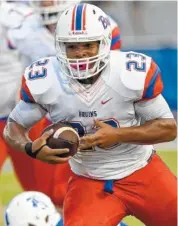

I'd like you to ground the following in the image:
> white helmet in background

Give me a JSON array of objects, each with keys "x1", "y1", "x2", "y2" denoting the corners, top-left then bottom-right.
[
  {"x1": 4, "y1": 191, "x2": 62, "y2": 226},
  {"x1": 55, "y1": 3, "x2": 112, "y2": 80},
  {"x1": 30, "y1": 0, "x2": 80, "y2": 25}
]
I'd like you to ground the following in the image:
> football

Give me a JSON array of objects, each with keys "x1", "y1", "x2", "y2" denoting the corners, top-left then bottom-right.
[{"x1": 42, "y1": 122, "x2": 80, "y2": 157}]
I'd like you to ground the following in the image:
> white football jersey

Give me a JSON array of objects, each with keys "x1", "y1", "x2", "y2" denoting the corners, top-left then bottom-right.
[
  {"x1": 10, "y1": 51, "x2": 173, "y2": 180},
  {"x1": 0, "y1": 22, "x2": 22, "y2": 118}
]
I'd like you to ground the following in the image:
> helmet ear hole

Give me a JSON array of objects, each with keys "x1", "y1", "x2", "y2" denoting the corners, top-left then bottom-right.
[{"x1": 45, "y1": 215, "x2": 49, "y2": 223}]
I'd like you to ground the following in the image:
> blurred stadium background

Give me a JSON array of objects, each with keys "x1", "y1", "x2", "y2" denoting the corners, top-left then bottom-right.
[{"x1": 0, "y1": 1, "x2": 177, "y2": 225}]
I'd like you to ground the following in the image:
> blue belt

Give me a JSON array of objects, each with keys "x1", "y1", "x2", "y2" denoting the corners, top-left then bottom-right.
[{"x1": 104, "y1": 180, "x2": 114, "y2": 194}]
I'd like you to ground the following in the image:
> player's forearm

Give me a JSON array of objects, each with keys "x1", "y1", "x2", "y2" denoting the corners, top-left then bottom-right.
[
  {"x1": 116, "y1": 118, "x2": 177, "y2": 144},
  {"x1": 3, "y1": 121, "x2": 31, "y2": 153}
]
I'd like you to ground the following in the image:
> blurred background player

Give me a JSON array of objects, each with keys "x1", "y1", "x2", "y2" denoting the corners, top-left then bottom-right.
[
  {"x1": 0, "y1": 0, "x2": 68, "y2": 215},
  {"x1": 0, "y1": 0, "x2": 56, "y2": 68},
  {"x1": 0, "y1": 0, "x2": 56, "y2": 197},
  {"x1": 0, "y1": 3, "x2": 24, "y2": 213},
  {"x1": 0, "y1": 0, "x2": 122, "y2": 212},
  {"x1": 0, "y1": 6, "x2": 23, "y2": 172},
  {"x1": 4, "y1": 191, "x2": 63, "y2": 226},
  {"x1": 0, "y1": 0, "x2": 120, "y2": 68}
]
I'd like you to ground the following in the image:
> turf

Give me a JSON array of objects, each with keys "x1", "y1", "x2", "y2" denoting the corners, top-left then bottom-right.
[{"x1": 0, "y1": 150, "x2": 176, "y2": 225}]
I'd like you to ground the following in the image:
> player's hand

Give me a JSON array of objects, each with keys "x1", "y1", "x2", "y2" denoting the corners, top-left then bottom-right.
[
  {"x1": 79, "y1": 120, "x2": 120, "y2": 151},
  {"x1": 32, "y1": 129, "x2": 72, "y2": 164}
]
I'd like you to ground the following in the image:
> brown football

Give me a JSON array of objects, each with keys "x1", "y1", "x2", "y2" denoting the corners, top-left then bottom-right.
[{"x1": 42, "y1": 122, "x2": 79, "y2": 157}]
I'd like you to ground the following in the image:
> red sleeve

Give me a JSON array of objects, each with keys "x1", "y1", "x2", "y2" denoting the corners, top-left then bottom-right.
[
  {"x1": 141, "y1": 60, "x2": 164, "y2": 100},
  {"x1": 20, "y1": 76, "x2": 35, "y2": 103},
  {"x1": 111, "y1": 26, "x2": 121, "y2": 50}
]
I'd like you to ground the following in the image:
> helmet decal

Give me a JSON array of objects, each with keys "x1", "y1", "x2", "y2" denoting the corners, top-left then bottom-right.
[{"x1": 71, "y1": 3, "x2": 87, "y2": 31}]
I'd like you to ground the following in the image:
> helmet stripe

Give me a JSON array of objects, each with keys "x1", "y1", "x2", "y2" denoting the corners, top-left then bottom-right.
[
  {"x1": 75, "y1": 4, "x2": 84, "y2": 30},
  {"x1": 82, "y1": 4, "x2": 87, "y2": 30},
  {"x1": 71, "y1": 5, "x2": 77, "y2": 30}
]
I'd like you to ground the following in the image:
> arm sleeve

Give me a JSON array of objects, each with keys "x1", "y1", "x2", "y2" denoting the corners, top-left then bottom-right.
[
  {"x1": 141, "y1": 60, "x2": 164, "y2": 100},
  {"x1": 8, "y1": 100, "x2": 47, "y2": 129},
  {"x1": 20, "y1": 75, "x2": 35, "y2": 103},
  {"x1": 135, "y1": 94, "x2": 174, "y2": 121}
]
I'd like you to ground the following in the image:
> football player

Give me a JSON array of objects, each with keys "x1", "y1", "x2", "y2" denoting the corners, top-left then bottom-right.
[
  {"x1": 4, "y1": 191, "x2": 63, "y2": 226},
  {"x1": 4, "y1": 3, "x2": 177, "y2": 226},
  {"x1": 0, "y1": 17, "x2": 23, "y2": 172},
  {"x1": 0, "y1": 0, "x2": 122, "y2": 208}
]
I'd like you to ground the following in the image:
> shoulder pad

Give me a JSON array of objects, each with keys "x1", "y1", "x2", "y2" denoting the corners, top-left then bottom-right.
[
  {"x1": 110, "y1": 51, "x2": 163, "y2": 101},
  {"x1": 120, "y1": 51, "x2": 163, "y2": 101},
  {"x1": 109, "y1": 51, "x2": 154, "y2": 100},
  {"x1": 24, "y1": 57, "x2": 60, "y2": 104},
  {"x1": 0, "y1": 3, "x2": 34, "y2": 29},
  {"x1": 120, "y1": 51, "x2": 152, "y2": 91},
  {"x1": 141, "y1": 58, "x2": 163, "y2": 101}
]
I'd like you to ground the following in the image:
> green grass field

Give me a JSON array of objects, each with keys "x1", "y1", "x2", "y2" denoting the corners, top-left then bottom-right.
[{"x1": 0, "y1": 150, "x2": 176, "y2": 225}]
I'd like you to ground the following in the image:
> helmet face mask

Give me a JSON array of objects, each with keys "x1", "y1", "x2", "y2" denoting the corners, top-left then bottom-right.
[
  {"x1": 55, "y1": 3, "x2": 112, "y2": 80},
  {"x1": 56, "y1": 37, "x2": 110, "y2": 80}
]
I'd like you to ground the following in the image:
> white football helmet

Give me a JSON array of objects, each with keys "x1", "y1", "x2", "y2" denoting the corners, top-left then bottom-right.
[
  {"x1": 4, "y1": 191, "x2": 62, "y2": 226},
  {"x1": 30, "y1": 0, "x2": 80, "y2": 25},
  {"x1": 55, "y1": 3, "x2": 112, "y2": 80}
]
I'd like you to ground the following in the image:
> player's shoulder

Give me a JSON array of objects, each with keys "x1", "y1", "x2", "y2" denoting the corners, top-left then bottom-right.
[
  {"x1": 22, "y1": 57, "x2": 60, "y2": 104},
  {"x1": 118, "y1": 51, "x2": 152, "y2": 90},
  {"x1": 0, "y1": 2, "x2": 34, "y2": 29},
  {"x1": 109, "y1": 51, "x2": 163, "y2": 100},
  {"x1": 24, "y1": 56, "x2": 59, "y2": 88}
]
